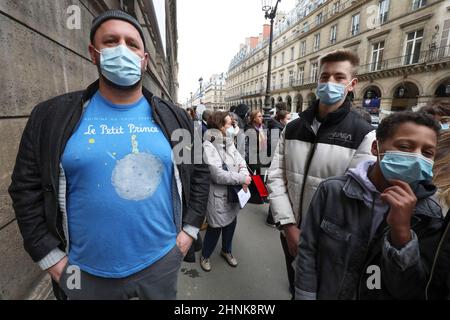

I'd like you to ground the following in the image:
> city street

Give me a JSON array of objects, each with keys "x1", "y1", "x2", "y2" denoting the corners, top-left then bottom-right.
[{"x1": 178, "y1": 203, "x2": 290, "y2": 300}]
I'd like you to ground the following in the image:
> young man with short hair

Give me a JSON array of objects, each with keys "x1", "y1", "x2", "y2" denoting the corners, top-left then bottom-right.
[
  {"x1": 295, "y1": 112, "x2": 444, "y2": 299},
  {"x1": 267, "y1": 49, "x2": 376, "y2": 297}
]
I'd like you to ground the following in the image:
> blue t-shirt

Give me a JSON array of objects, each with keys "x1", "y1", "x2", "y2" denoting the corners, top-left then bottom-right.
[{"x1": 62, "y1": 92, "x2": 177, "y2": 278}]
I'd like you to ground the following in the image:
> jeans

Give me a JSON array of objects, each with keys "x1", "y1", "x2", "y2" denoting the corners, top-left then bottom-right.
[{"x1": 202, "y1": 219, "x2": 237, "y2": 258}]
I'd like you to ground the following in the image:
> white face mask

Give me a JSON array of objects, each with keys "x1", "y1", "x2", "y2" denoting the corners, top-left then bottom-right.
[{"x1": 226, "y1": 126, "x2": 235, "y2": 137}]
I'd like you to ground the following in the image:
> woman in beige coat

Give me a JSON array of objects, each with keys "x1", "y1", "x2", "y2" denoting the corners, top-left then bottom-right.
[{"x1": 200, "y1": 111, "x2": 251, "y2": 272}]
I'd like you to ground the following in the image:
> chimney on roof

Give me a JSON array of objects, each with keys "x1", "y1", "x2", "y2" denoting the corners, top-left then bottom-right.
[{"x1": 262, "y1": 24, "x2": 271, "y2": 40}]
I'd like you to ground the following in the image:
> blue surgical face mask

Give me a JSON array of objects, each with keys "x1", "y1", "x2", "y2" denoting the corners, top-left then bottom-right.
[
  {"x1": 441, "y1": 122, "x2": 449, "y2": 131},
  {"x1": 316, "y1": 79, "x2": 355, "y2": 106},
  {"x1": 95, "y1": 45, "x2": 144, "y2": 87},
  {"x1": 377, "y1": 142, "x2": 434, "y2": 185}
]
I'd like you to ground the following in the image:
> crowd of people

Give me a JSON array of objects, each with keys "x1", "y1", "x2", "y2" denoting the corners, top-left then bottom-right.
[
  {"x1": 186, "y1": 50, "x2": 450, "y2": 300},
  {"x1": 7, "y1": 9, "x2": 450, "y2": 300}
]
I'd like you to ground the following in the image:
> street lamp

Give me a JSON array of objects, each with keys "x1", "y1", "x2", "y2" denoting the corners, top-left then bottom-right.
[
  {"x1": 199, "y1": 77, "x2": 204, "y2": 104},
  {"x1": 262, "y1": 0, "x2": 281, "y2": 126}
]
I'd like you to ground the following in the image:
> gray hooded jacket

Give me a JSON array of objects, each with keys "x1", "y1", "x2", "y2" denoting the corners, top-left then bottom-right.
[{"x1": 295, "y1": 160, "x2": 443, "y2": 300}]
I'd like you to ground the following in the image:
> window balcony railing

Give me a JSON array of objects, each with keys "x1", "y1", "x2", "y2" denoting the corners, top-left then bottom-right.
[
  {"x1": 359, "y1": 45, "x2": 450, "y2": 74},
  {"x1": 228, "y1": 0, "x2": 363, "y2": 72},
  {"x1": 263, "y1": 0, "x2": 365, "y2": 53},
  {"x1": 291, "y1": 76, "x2": 317, "y2": 87}
]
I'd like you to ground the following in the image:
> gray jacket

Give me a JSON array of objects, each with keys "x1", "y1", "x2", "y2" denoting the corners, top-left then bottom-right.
[
  {"x1": 203, "y1": 131, "x2": 249, "y2": 228},
  {"x1": 295, "y1": 173, "x2": 444, "y2": 300}
]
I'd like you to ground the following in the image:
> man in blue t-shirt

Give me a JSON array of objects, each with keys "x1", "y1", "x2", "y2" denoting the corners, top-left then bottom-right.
[{"x1": 9, "y1": 10, "x2": 210, "y2": 300}]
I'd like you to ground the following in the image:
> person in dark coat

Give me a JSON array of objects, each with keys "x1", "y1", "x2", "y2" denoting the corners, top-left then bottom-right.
[{"x1": 234, "y1": 103, "x2": 250, "y2": 130}]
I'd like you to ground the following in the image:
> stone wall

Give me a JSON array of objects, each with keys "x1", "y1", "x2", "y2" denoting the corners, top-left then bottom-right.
[{"x1": 0, "y1": 0, "x2": 178, "y2": 299}]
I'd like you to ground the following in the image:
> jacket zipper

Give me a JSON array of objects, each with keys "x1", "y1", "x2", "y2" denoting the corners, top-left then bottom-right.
[{"x1": 297, "y1": 130, "x2": 319, "y2": 228}]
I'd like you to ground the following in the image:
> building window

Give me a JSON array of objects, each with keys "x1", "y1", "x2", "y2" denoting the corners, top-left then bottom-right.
[
  {"x1": 281, "y1": 52, "x2": 285, "y2": 65},
  {"x1": 298, "y1": 66, "x2": 305, "y2": 85},
  {"x1": 273, "y1": 56, "x2": 277, "y2": 68},
  {"x1": 122, "y1": 0, "x2": 136, "y2": 17},
  {"x1": 303, "y1": 22, "x2": 309, "y2": 33},
  {"x1": 291, "y1": 47, "x2": 295, "y2": 61},
  {"x1": 289, "y1": 70, "x2": 294, "y2": 86},
  {"x1": 314, "y1": 33, "x2": 321, "y2": 52},
  {"x1": 280, "y1": 73, "x2": 284, "y2": 88},
  {"x1": 330, "y1": 25, "x2": 337, "y2": 44},
  {"x1": 351, "y1": 13, "x2": 360, "y2": 36},
  {"x1": 272, "y1": 76, "x2": 276, "y2": 90},
  {"x1": 316, "y1": 12, "x2": 323, "y2": 26},
  {"x1": 300, "y1": 41, "x2": 307, "y2": 57},
  {"x1": 404, "y1": 29, "x2": 424, "y2": 65},
  {"x1": 331, "y1": 1, "x2": 341, "y2": 15},
  {"x1": 371, "y1": 41, "x2": 385, "y2": 71},
  {"x1": 378, "y1": 0, "x2": 390, "y2": 25},
  {"x1": 412, "y1": 0, "x2": 427, "y2": 10},
  {"x1": 311, "y1": 63, "x2": 319, "y2": 83}
]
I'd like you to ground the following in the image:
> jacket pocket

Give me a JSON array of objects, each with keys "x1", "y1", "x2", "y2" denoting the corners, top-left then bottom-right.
[
  {"x1": 212, "y1": 186, "x2": 228, "y2": 214},
  {"x1": 320, "y1": 220, "x2": 352, "y2": 242},
  {"x1": 319, "y1": 219, "x2": 352, "y2": 266},
  {"x1": 213, "y1": 186, "x2": 227, "y2": 198}
]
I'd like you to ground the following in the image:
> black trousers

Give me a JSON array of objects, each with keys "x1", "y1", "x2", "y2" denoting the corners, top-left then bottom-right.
[
  {"x1": 266, "y1": 207, "x2": 275, "y2": 224},
  {"x1": 280, "y1": 233, "x2": 295, "y2": 300}
]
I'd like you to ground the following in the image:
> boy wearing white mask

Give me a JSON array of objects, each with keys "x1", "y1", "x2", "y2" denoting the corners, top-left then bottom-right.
[
  {"x1": 267, "y1": 49, "x2": 376, "y2": 298},
  {"x1": 295, "y1": 111, "x2": 444, "y2": 300},
  {"x1": 9, "y1": 10, "x2": 210, "y2": 300}
]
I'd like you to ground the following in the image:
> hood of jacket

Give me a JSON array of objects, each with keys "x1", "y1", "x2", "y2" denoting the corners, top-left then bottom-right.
[{"x1": 347, "y1": 160, "x2": 390, "y2": 239}]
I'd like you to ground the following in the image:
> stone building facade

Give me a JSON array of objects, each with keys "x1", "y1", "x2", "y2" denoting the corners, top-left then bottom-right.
[
  {"x1": 186, "y1": 74, "x2": 227, "y2": 111},
  {"x1": 225, "y1": 0, "x2": 450, "y2": 116}
]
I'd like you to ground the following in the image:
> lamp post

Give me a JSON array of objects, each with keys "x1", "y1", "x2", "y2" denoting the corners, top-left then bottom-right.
[
  {"x1": 199, "y1": 77, "x2": 204, "y2": 104},
  {"x1": 262, "y1": 0, "x2": 281, "y2": 126}
]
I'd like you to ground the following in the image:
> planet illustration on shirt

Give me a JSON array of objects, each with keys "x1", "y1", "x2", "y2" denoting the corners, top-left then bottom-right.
[{"x1": 111, "y1": 135, "x2": 163, "y2": 201}]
